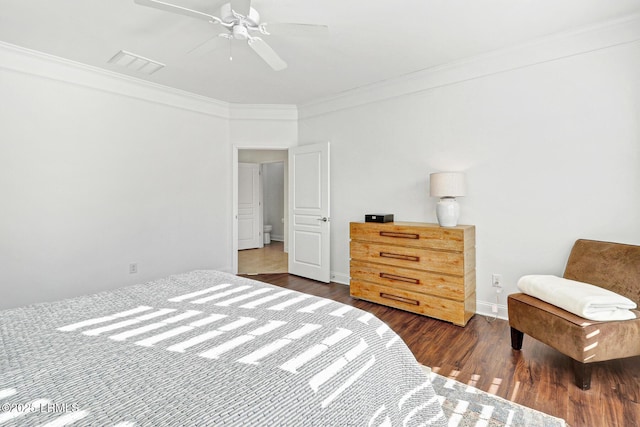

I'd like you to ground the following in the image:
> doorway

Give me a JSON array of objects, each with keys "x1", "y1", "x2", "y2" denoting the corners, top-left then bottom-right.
[{"x1": 236, "y1": 149, "x2": 288, "y2": 274}]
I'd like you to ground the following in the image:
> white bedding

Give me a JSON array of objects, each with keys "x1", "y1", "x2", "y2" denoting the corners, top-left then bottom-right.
[
  {"x1": 0, "y1": 270, "x2": 447, "y2": 426},
  {"x1": 517, "y1": 274, "x2": 637, "y2": 321}
]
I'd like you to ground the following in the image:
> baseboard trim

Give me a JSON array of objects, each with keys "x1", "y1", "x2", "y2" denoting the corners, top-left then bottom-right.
[
  {"x1": 330, "y1": 272, "x2": 350, "y2": 285},
  {"x1": 476, "y1": 301, "x2": 508, "y2": 320}
]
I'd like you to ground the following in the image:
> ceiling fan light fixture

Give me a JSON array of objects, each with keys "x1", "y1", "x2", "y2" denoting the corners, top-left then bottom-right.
[{"x1": 232, "y1": 25, "x2": 249, "y2": 40}]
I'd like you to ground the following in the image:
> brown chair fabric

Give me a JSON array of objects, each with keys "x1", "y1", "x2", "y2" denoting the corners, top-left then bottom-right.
[
  {"x1": 508, "y1": 293, "x2": 640, "y2": 363},
  {"x1": 508, "y1": 239, "x2": 640, "y2": 389},
  {"x1": 563, "y1": 239, "x2": 640, "y2": 305}
]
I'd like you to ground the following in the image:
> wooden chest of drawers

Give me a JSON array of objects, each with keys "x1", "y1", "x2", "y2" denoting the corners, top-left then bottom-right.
[{"x1": 349, "y1": 221, "x2": 476, "y2": 326}]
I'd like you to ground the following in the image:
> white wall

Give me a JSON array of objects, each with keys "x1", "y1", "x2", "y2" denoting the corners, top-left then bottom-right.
[
  {"x1": 3, "y1": 16, "x2": 639, "y2": 318},
  {"x1": 299, "y1": 23, "x2": 640, "y2": 317},
  {"x1": 230, "y1": 105, "x2": 298, "y2": 147},
  {"x1": 0, "y1": 43, "x2": 297, "y2": 309}
]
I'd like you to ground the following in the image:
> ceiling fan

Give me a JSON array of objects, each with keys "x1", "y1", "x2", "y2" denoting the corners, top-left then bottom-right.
[{"x1": 134, "y1": 0, "x2": 328, "y2": 71}]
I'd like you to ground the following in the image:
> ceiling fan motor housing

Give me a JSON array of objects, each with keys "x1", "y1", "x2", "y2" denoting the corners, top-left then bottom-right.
[{"x1": 232, "y1": 25, "x2": 249, "y2": 39}]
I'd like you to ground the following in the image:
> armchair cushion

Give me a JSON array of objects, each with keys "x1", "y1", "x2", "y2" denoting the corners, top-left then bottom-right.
[{"x1": 517, "y1": 275, "x2": 637, "y2": 321}]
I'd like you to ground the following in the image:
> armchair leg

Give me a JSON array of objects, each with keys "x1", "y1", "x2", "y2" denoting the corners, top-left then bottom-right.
[
  {"x1": 572, "y1": 359, "x2": 592, "y2": 390},
  {"x1": 510, "y1": 327, "x2": 524, "y2": 350}
]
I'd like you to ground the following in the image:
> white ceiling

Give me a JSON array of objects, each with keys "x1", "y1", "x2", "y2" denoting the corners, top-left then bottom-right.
[{"x1": 1, "y1": 0, "x2": 640, "y2": 105}]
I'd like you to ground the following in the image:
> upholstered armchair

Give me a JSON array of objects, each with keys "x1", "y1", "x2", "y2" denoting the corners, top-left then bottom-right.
[{"x1": 507, "y1": 239, "x2": 640, "y2": 390}]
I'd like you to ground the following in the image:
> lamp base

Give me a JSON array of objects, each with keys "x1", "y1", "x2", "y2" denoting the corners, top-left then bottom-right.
[{"x1": 436, "y1": 197, "x2": 460, "y2": 227}]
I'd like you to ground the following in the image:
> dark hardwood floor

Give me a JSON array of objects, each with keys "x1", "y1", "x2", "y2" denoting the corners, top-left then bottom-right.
[{"x1": 243, "y1": 273, "x2": 640, "y2": 427}]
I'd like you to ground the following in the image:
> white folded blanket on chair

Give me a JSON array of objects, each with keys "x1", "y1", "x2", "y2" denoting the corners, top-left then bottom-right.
[{"x1": 517, "y1": 275, "x2": 637, "y2": 321}]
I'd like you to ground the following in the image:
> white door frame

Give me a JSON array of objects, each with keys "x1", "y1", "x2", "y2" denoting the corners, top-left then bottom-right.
[{"x1": 232, "y1": 146, "x2": 289, "y2": 274}]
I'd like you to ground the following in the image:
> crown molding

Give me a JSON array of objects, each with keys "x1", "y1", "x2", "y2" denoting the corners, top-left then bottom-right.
[
  {"x1": 0, "y1": 41, "x2": 231, "y2": 118},
  {"x1": 229, "y1": 103, "x2": 298, "y2": 121},
  {"x1": 298, "y1": 13, "x2": 640, "y2": 119}
]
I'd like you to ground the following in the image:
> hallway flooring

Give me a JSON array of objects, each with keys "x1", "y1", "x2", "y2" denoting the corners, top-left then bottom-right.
[{"x1": 238, "y1": 241, "x2": 287, "y2": 274}]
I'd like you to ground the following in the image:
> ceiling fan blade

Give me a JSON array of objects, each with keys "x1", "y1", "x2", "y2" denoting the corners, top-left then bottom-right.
[
  {"x1": 248, "y1": 38, "x2": 287, "y2": 71},
  {"x1": 134, "y1": 0, "x2": 222, "y2": 23},
  {"x1": 263, "y1": 23, "x2": 329, "y2": 38},
  {"x1": 231, "y1": 0, "x2": 251, "y2": 16}
]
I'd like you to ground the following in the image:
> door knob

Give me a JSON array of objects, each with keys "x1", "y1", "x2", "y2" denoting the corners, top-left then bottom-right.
[{"x1": 317, "y1": 217, "x2": 330, "y2": 222}]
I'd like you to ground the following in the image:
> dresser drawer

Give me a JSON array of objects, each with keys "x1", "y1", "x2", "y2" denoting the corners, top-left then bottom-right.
[
  {"x1": 350, "y1": 280, "x2": 474, "y2": 326},
  {"x1": 350, "y1": 260, "x2": 474, "y2": 300},
  {"x1": 350, "y1": 241, "x2": 472, "y2": 276},
  {"x1": 350, "y1": 222, "x2": 473, "y2": 251},
  {"x1": 349, "y1": 221, "x2": 476, "y2": 326}
]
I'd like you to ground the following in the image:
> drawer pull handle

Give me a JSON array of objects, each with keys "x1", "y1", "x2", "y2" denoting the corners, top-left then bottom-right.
[
  {"x1": 380, "y1": 273, "x2": 420, "y2": 285},
  {"x1": 380, "y1": 252, "x2": 419, "y2": 262},
  {"x1": 380, "y1": 231, "x2": 419, "y2": 239},
  {"x1": 380, "y1": 293, "x2": 420, "y2": 306}
]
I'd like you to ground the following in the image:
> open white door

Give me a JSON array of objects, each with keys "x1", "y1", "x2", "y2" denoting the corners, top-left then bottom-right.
[
  {"x1": 288, "y1": 142, "x2": 330, "y2": 282},
  {"x1": 238, "y1": 162, "x2": 262, "y2": 250}
]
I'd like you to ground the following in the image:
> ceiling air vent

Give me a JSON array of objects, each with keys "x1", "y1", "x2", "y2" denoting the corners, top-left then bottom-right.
[{"x1": 108, "y1": 50, "x2": 165, "y2": 75}]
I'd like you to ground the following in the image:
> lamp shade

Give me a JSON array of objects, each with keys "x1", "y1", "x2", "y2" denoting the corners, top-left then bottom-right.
[{"x1": 430, "y1": 172, "x2": 466, "y2": 198}]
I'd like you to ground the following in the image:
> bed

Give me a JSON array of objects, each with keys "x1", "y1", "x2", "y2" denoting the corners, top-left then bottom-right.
[{"x1": 0, "y1": 270, "x2": 447, "y2": 426}]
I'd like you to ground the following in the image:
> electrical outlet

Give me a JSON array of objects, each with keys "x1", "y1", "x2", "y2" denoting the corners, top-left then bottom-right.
[
  {"x1": 129, "y1": 263, "x2": 138, "y2": 274},
  {"x1": 492, "y1": 273, "x2": 503, "y2": 287},
  {"x1": 491, "y1": 304, "x2": 498, "y2": 313}
]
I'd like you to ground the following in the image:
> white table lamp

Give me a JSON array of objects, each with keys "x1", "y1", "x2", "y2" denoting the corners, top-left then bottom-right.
[{"x1": 430, "y1": 172, "x2": 466, "y2": 227}]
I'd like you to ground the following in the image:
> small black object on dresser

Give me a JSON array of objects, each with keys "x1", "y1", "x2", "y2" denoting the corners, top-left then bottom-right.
[{"x1": 365, "y1": 214, "x2": 394, "y2": 223}]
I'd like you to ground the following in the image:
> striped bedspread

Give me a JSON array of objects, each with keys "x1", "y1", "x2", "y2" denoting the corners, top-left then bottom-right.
[{"x1": 0, "y1": 270, "x2": 447, "y2": 426}]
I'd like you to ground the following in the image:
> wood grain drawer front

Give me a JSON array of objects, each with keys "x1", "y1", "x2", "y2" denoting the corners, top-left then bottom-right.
[
  {"x1": 350, "y1": 222, "x2": 472, "y2": 251},
  {"x1": 350, "y1": 241, "x2": 467, "y2": 276},
  {"x1": 350, "y1": 260, "x2": 466, "y2": 300},
  {"x1": 350, "y1": 280, "x2": 467, "y2": 326},
  {"x1": 349, "y1": 221, "x2": 476, "y2": 326}
]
